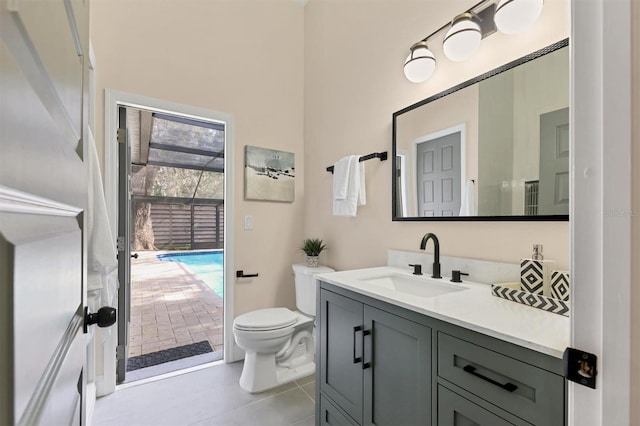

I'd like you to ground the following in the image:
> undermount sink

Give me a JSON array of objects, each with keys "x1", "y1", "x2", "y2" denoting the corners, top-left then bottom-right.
[{"x1": 358, "y1": 272, "x2": 468, "y2": 298}]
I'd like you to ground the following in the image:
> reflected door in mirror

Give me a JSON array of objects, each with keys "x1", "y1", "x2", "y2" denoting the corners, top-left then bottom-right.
[
  {"x1": 416, "y1": 133, "x2": 461, "y2": 217},
  {"x1": 539, "y1": 107, "x2": 569, "y2": 215}
]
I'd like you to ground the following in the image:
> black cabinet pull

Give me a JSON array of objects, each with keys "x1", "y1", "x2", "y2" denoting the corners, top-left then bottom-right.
[
  {"x1": 362, "y1": 329, "x2": 372, "y2": 369},
  {"x1": 463, "y1": 365, "x2": 518, "y2": 392},
  {"x1": 353, "y1": 326, "x2": 362, "y2": 364}
]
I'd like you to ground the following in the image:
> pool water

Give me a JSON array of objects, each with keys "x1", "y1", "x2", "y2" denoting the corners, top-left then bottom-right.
[{"x1": 157, "y1": 251, "x2": 224, "y2": 297}]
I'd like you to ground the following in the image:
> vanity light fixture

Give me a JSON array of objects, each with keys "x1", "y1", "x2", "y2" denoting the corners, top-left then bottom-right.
[
  {"x1": 442, "y1": 13, "x2": 482, "y2": 62},
  {"x1": 494, "y1": 0, "x2": 544, "y2": 34},
  {"x1": 403, "y1": 41, "x2": 437, "y2": 83},
  {"x1": 404, "y1": 0, "x2": 544, "y2": 83}
]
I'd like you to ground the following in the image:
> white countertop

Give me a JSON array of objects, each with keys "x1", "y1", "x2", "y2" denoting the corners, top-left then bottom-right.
[{"x1": 316, "y1": 266, "x2": 570, "y2": 359}]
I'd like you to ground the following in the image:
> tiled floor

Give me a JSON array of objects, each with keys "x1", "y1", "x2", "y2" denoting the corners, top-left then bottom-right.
[
  {"x1": 129, "y1": 251, "x2": 224, "y2": 358},
  {"x1": 93, "y1": 362, "x2": 316, "y2": 426}
]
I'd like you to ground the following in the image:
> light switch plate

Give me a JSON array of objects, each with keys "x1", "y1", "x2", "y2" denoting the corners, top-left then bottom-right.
[{"x1": 244, "y1": 215, "x2": 254, "y2": 230}]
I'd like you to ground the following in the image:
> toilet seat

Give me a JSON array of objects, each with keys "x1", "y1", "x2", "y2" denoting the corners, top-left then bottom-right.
[{"x1": 233, "y1": 307, "x2": 298, "y2": 331}]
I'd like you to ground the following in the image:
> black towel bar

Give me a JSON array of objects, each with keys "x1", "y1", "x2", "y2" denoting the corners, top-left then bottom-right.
[{"x1": 326, "y1": 152, "x2": 388, "y2": 173}]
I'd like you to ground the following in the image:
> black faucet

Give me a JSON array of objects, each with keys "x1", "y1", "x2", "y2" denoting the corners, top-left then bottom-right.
[{"x1": 420, "y1": 233, "x2": 441, "y2": 279}]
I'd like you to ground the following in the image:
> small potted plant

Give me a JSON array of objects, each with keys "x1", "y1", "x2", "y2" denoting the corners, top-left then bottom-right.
[{"x1": 300, "y1": 238, "x2": 326, "y2": 267}]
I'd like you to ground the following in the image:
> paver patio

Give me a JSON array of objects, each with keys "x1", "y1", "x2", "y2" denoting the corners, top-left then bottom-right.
[{"x1": 128, "y1": 251, "x2": 224, "y2": 359}]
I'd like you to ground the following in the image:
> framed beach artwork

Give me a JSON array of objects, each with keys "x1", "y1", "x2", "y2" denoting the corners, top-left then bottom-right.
[{"x1": 244, "y1": 145, "x2": 295, "y2": 202}]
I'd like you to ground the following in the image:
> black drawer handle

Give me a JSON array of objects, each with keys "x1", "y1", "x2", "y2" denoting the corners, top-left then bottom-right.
[
  {"x1": 463, "y1": 365, "x2": 518, "y2": 392},
  {"x1": 353, "y1": 326, "x2": 362, "y2": 364},
  {"x1": 362, "y1": 329, "x2": 372, "y2": 370}
]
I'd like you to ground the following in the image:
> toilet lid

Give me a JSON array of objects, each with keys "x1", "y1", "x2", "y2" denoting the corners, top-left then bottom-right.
[{"x1": 234, "y1": 307, "x2": 297, "y2": 331}]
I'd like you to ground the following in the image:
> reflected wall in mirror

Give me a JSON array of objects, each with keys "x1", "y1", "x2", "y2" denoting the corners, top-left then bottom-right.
[{"x1": 392, "y1": 39, "x2": 569, "y2": 221}]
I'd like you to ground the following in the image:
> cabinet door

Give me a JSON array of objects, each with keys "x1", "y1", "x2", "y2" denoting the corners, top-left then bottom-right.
[
  {"x1": 438, "y1": 386, "x2": 529, "y2": 426},
  {"x1": 363, "y1": 306, "x2": 431, "y2": 426},
  {"x1": 320, "y1": 290, "x2": 364, "y2": 424},
  {"x1": 320, "y1": 395, "x2": 359, "y2": 426}
]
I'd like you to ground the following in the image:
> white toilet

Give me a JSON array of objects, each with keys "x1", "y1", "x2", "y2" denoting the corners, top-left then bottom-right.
[{"x1": 233, "y1": 263, "x2": 334, "y2": 393}]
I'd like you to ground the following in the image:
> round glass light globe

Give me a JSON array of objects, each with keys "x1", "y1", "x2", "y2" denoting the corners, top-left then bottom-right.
[
  {"x1": 494, "y1": 0, "x2": 544, "y2": 34},
  {"x1": 442, "y1": 16, "x2": 481, "y2": 62},
  {"x1": 403, "y1": 46, "x2": 436, "y2": 83}
]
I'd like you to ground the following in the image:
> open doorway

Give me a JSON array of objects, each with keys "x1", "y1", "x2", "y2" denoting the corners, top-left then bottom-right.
[{"x1": 117, "y1": 105, "x2": 227, "y2": 383}]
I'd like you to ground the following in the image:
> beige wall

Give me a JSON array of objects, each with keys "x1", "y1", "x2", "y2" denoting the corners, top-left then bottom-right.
[
  {"x1": 304, "y1": 0, "x2": 571, "y2": 271},
  {"x1": 91, "y1": 0, "x2": 305, "y2": 315}
]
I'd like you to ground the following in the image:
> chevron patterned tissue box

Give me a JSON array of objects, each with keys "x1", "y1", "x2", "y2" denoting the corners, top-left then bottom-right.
[{"x1": 491, "y1": 282, "x2": 570, "y2": 317}]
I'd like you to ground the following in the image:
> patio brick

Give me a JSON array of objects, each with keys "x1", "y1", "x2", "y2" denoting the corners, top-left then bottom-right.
[
  {"x1": 128, "y1": 251, "x2": 224, "y2": 360},
  {"x1": 129, "y1": 345, "x2": 142, "y2": 357}
]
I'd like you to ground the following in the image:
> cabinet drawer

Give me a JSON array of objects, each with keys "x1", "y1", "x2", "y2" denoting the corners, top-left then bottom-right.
[
  {"x1": 320, "y1": 394, "x2": 358, "y2": 426},
  {"x1": 438, "y1": 385, "x2": 530, "y2": 426},
  {"x1": 438, "y1": 332, "x2": 564, "y2": 425}
]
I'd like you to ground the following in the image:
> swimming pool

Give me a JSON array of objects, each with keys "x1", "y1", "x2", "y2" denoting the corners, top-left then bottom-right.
[{"x1": 157, "y1": 251, "x2": 224, "y2": 298}]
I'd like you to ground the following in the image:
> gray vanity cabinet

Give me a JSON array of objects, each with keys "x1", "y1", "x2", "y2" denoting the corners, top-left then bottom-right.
[
  {"x1": 319, "y1": 288, "x2": 431, "y2": 425},
  {"x1": 318, "y1": 281, "x2": 567, "y2": 426}
]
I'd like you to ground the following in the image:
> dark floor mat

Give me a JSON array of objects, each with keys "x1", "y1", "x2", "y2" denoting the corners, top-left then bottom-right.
[{"x1": 126, "y1": 341, "x2": 213, "y2": 372}]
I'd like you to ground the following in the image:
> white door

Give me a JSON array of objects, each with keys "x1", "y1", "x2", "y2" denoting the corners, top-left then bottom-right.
[
  {"x1": 571, "y1": 0, "x2": 633, "y2": 424},
  {"x1": 0, "y1": 1, "x2": 92, "y2": 424}
]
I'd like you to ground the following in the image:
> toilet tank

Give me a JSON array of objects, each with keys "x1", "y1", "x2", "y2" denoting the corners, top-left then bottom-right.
[{"x1": 292, "y1": 264, "x2": 335, "y2": 317}]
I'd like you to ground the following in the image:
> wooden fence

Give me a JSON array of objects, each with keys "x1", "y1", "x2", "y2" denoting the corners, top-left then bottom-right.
[{"x1": 133, "y1": 198, "x2": 224, "y2": 250}]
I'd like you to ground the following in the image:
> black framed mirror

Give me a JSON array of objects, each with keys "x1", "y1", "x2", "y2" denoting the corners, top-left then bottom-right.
[{"x1": 392, "y1": 38, "x2": 569, "y2": 222}]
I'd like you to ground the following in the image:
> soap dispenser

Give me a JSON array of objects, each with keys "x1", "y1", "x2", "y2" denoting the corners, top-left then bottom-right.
[{"x1": 520, "y1": 244, "x2": 555, "y2": 295}]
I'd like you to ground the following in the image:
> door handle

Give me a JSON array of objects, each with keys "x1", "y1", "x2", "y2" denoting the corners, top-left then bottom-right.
[
  {"x1": 84, "y1": 306, "x2": 117, "y2": 333},
  {"x1": 463, "y1": 365, "x2": 518, "y2": 392},
  {"x1": 362, "y1": 329, "x2": 372, "y2": 369},
  {"x1": 353, "y1": 326, "x2": 362, "y2": 364},
  {"x1": 115, "y1": 253, "x2": 138, "y2": 260}
]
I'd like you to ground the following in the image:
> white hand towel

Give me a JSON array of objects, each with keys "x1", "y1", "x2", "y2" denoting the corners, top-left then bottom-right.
[
  {"x1": 332, "y1": 156, "x2": 352, "y2": 200},
  {"x1": 333, "y1": 155, "x2": 362, "y2": 216},
  {"x1": 459, "y1": 179, "x2": 477, "y2": 216}
]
